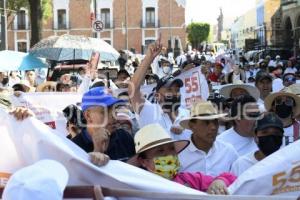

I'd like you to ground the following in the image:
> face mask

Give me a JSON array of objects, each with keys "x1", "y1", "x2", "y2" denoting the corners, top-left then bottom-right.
[
  {"x1": 257, "y1": 135, "x2": 283, "y2": 156},
  {"x1": 275, "y1": 103, "x2": 293, "y2": 118},
  {"x1": 162, "y1": 96, "x2": 181, "y2": 111},
  {"x1": 162, "y1": 66, "x2": 172, "y2": 74},
  {"x1": 152, "y1": 155, "x2": 180, "y2": 180}
]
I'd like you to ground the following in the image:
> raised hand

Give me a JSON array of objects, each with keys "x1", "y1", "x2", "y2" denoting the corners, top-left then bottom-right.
[{"x1": 145, "y1": 33, "x2": 163, "y2": 61}]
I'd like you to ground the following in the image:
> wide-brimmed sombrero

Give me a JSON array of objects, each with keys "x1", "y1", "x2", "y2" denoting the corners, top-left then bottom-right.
[
  {"x1": 127, "y1": 123, "x2": 189, "y2": 166},
  {"x1": 180, "y1": 101, "x2": 227, "y2": 130},
  {"x1": 264, "y1": 87, "x2": 300, "y2": 117}
]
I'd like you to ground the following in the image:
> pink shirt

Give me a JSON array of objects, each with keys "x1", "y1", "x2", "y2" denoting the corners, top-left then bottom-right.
[{"x1": 173, "y1": 172, "x2": 236, "y2": 191}]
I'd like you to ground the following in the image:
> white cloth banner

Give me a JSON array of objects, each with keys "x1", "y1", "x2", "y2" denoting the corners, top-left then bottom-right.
[
  {"x1": 10, "y1": 92, "x2": 82, "y2": 135},
  {"x1": 229, "y1": 140, "x2": 300, "y2": 196},
  {"x1": 0, "y1": 110, "x2": 203, "y2": 196}
]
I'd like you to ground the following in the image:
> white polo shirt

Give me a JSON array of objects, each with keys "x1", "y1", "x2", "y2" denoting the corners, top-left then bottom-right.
[
  {"x1": 230, "y1": 151, "x2": 258, "y2": 176},
  {"x1": 178, "y1": 138, "x2": 238, "y2": 176},
  {"x1": 217, "y1": 127, "x2": 258, "y2": 156},
  {"x1": 136, "y1": 99, "x2": 190, "y2": 140}
]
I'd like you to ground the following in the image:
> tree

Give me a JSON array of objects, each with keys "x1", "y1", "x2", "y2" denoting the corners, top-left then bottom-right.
[
  {"x1": 7, "y1": 0, "x2": 52, "y2": 47},
  {"x1": 186, "y1": 22, "x2": 210, "y2": 49}
]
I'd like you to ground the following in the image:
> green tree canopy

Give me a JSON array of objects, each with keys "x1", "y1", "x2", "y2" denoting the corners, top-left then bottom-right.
[
  {"x1": 7, "y1": 0, "x2": 52, "y2": 46},
  {"x1": 187, "y1": 22, "x2": 210, "y2": 49}
]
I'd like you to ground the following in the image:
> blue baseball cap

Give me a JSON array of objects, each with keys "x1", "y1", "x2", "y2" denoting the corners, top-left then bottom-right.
[{"x1": 81, "y1": 87, "x2": 123, "y2": 112}]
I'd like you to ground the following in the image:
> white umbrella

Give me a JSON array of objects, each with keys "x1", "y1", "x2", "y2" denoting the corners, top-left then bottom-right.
[{"x1": 29, "y1": 34, "x2": 120, "y2": 62}]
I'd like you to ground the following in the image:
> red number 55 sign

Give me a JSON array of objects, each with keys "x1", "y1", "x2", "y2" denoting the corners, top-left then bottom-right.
[{"x1": 184, "y1": 71, "x2": 202, "y2": 107}]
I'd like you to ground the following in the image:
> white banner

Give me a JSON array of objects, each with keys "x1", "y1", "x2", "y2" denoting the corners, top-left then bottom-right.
[
  {"x1": 229, "y1": 140, "x2": 300, "y2": 196},
  {"x1": 10, "y1": 92, "x2": 82, "y2": 136},
  {"x1": 0, "y1": 110, "x2": 203, "y2": 196}
]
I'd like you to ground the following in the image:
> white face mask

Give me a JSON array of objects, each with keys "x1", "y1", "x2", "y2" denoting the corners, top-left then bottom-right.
[{"x1": 162, "y1": 66, "x2": 172, "y2": 74}]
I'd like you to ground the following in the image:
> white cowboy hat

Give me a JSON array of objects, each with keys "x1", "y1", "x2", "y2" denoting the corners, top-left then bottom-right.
[
  {"x1": 219, "y1": 80, "x2": 260, "y2": 100},
  {"x1": 180, "y1": 101, "x2": 227, "y2": 130},
  {"x1": 127, "y1": 123, "x2": 189, "y2": 166},
  {"x1": 2, "y1": 159, "x2": 69, "y2": 200},
  {"x1": 264, "y1": 87, "x2": 300, "y2": 117}
]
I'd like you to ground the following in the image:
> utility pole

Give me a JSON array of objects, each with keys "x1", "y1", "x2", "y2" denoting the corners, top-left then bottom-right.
[
  {"x1": 93, "y1": 0, "x2": 97, "y2": 38},
  {"x1": 0, "y1": 0, "x2": 7, "y2": 50},
  {"x1": 125, "y1": 0, "x2": 128, "y2": 50}
]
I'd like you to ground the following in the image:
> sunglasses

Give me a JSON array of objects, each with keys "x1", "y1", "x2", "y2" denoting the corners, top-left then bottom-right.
[
  {"x1": 275, "y1": 97, "x2": 294, "y2": 106},
  {"x1": 284, "y1": 77, "x2": 296, "y2": 82}
]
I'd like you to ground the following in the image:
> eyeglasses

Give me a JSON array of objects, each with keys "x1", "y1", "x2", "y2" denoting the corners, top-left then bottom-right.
[{"x1": 275, "y1": 97, "x2": 294, "y2": 106}]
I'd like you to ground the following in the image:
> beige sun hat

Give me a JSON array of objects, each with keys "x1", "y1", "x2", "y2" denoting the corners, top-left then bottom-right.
[
  {"x1": 179, "y1": 101, "x2": 227, "y2": 130},
  {"x1": 36, "y1": 81, "x2": 57, "y2": 92},
  {"x1": 219, "y1": 80, "x2": 260, "y2": 100},
  {"x1": 12, "y1": 80, "x2": 35, "y2": 92},
  {"x1": 264, "y1": 87, "x2": 300, "y2": 117},
  {"x1": 127, "y1": 123, "x2": 189, "y2": 166},
  {"x1": 287, "y1": 83, "x2": 300, "y2": 96}
]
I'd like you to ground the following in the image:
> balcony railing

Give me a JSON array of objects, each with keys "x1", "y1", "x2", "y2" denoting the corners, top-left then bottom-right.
[{"x1": 140, "y1": 19, "x2": 160, "y2": 28}]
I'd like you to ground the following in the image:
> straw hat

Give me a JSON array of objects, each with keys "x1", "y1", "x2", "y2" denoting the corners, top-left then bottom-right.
[
  {"x1": 127, "y1": 123, "x2": 189, "y2": 166},
  {"x1": 180, "y1": 101, "x2": 227, "y2": 130},
  {"x1": 287, "y1": 83, "x2": 300, "y2": 96},
  {"x1": 264, "y1": 87, "x2": 300, "y2": 117},
  {"x1": 36, "y1": 81, "x2": 57, "y2": 92},
  {"x1": 12, "y1": 80, "x2": 35, "y2": 92},
  {"x1": 219, "y1": 80, "x2": 260, "y2": 100}
]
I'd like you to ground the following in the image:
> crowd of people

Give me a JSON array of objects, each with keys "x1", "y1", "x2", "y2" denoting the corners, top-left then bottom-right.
[{"x1": 1, "y1": 36, "x2": 300, "y2": 199}]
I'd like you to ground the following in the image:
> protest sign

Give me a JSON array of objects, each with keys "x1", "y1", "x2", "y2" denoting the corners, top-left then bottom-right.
[
  {"x1": 229, "y1": 139, "x2": 300, "y2": 196},
  {"x1": 177, "y1": 67, "x2": 209, "y2": 108},
  {"x1": 10, "y1": 92, "x2": 82, "y2": 135},
  {"x1": 112, "y1": 67, "x2": 209, "y2": 108}
]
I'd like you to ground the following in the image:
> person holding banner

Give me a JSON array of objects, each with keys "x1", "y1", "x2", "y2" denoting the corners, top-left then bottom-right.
[
  {"x1": 178, "y1": 101, "x2": 239, "y2": 176},
  {"x1": 71, "y1": 87, "x2": 136, "y2": 162},
  {"x1": 230, "y1": 112, "x2": 284, "y2": 176},
  {"x1": 129, "y1": 36, "x2": 190, "y2": 139},
  {"x1": 128, "y1": 123, "x2": 236, "y2": 195}
]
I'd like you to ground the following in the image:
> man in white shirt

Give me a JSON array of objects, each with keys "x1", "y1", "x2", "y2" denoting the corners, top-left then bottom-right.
[
  {"x1": 255, "y1": 71, "x2": 273, "y2": 112},
  {"x1": 217, "y1": 94, "x2": 259, "y2": 156},
  {"x1": 178, "y1": 101, "x2": 238, "y2": 176},
  {"x1": 230, "y1": 113, "x2": 284, "y2": 176},
  {"x1": 128, "y1": 39, "x2": 190, "y2": 140}
]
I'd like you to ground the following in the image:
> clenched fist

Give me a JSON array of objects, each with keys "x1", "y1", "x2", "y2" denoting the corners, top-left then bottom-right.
[{"x1": 89, "y1": 152, "x2": 110, "y2": 166}]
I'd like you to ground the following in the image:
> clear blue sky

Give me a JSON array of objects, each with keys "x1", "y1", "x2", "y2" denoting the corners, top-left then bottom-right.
[{"x1": 185, "y1": 0, "x2": 256, "y2": 27}]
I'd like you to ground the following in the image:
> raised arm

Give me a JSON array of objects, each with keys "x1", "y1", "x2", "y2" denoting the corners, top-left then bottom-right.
[{"x1": 128, "y1": 35, "x2": 162, "y2": 114}]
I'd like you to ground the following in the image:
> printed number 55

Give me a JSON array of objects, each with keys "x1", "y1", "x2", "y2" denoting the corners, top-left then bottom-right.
[{"x1": 185, "y1": 77, "x2": 198, "y2": 93}]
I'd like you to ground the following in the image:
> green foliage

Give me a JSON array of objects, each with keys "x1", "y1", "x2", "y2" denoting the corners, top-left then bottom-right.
[
  {"x1": 187, "y1": 22, "x2": 210, "y2": 49},
  {"x1": 41, "y1": 0, "x2": 52, "y2": 22},
  {"x1": 7, "y1": 0, "x2": 52, "y2": 22}
]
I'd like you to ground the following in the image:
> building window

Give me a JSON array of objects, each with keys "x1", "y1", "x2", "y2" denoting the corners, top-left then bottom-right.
[
  {"x1": 17, "y1": 10, "x2": 26, "y2": 30},
  {"x1": 145, "y1": 7, "x2": 155, "y2": 27},
  {"x1": 17, "y1": 42, "x2": 27, "y2": 52},
  {"x1": 101, "y1": 9, "x2": 110, "y2": 28},
  {"x1": 57, "y1": 9, "x2": 67, "y2": 29}
]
